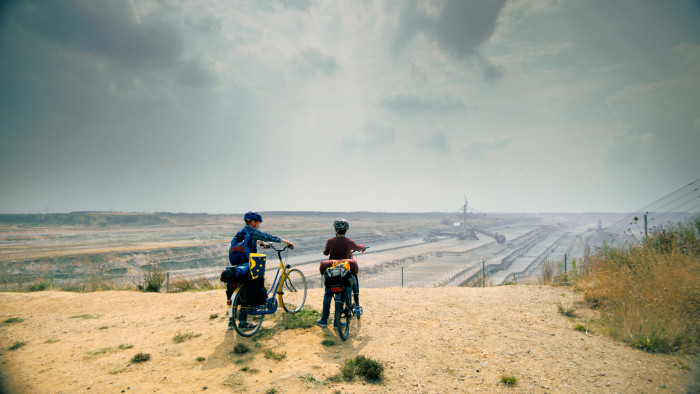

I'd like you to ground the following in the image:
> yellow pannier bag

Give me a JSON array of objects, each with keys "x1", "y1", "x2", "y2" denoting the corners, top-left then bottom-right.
[
  {"x1": 331, "y1": 260, "x2": 351, "y2": 271},
  {"x1": 249, "y1": 253, "x2": 266, "y2": 280}
]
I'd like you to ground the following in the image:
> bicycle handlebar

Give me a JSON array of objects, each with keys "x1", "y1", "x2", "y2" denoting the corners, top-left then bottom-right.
[{"x1": 266, "y1": 243, "x2": 291, "y2": 252}]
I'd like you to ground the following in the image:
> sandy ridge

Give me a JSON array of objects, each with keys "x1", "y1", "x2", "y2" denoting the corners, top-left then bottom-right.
[{"x1": 0, "y1": 286, "x2": 690, "y2": 393}]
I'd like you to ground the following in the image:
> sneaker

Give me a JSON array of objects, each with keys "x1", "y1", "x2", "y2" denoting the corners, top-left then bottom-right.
[
  {"x1": 315, "y1": 319, "x2": 328, "y2": 328},
  {"x1": 228, "y1": 317, "x2": 235, "y2": 330},
  {"x1": 238, "y1": 321, "x2": 255, "y2": 329}
]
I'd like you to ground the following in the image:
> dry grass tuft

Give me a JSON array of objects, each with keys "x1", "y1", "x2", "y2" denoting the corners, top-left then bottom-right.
[
  {"x1": 169, "y1": 274, "x2": 215, "y2": 292},
  {"x1": 580, "y1": 221, "x2": 700, "y2": 354}
]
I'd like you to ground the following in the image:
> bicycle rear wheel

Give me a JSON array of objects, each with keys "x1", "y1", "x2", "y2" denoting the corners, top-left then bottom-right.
[
  {"x1": 231, "y1": 284, "x2": 264, "y2": 337},
  {"x1": 280, "y1": 268, "x2": 307, "y2": 313},
  {"x1": 335, "y1": 290, "x2": 351, "y2": 341}
]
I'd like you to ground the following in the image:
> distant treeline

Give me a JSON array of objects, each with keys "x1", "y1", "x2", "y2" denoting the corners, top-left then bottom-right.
[{"x1": 0, "y1": 212, "x2": 169, "y2": 226}]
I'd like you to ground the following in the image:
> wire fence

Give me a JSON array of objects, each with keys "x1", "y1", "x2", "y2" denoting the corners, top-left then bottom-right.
[{"x1": 565, "y1": 178, "x2": 700, "y2": 264}]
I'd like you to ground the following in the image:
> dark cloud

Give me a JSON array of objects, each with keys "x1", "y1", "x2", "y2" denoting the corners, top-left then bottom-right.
[
  {"x1": 432, "y1": 0, "x2": 507, "y2": 59},
  {"x1": 296, "y1": 47, "x2": 338, "y2": 78},
  {"x1": 392, "y1": 0, "x2": 507, "y2": 80},
  {"x1": 379, "y1": 93, "x2": 465, "y2": 114},
  {"x1": 393, "y1": 0, "x2": 507, "y2": 57},
  {"x1": 421, "y1": 131, "x2": 451, "y2": 153},
  {"x1": 11, "y1": 0, "x2": 182, "y2": 70}
]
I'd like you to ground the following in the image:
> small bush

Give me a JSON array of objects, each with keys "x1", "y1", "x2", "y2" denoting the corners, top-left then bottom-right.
[
  {"x1": 556, "y1": 301, "x2": 577, "y2": 317},
  {"x1": 264, "y1": 349, "x2": 286, "y2": 361},
  {"x1": 232, "y1": 343, "x2": 250, "y2": 355},
  {"x1": 196, "y1": 356, "x2": 206, "y2": 362},
  {"x1": 28, "y1": 281, "x2": 52, "y2": 292},
  {"x1": 8, "y1": 342, "x2": 26, "y2": 350},
  {"x1": 142, "y1": 264, "x2": 166, "y2": 292},
  {"x1": 131, "y1": 352, "x2": 151, "y2": 363},
  {"x1": 3, "y1": 317, "x2": 24, "y2": 324},
  {"x1": 341, "y1": 355, "x2": 383, "y2": 382},
  {"x1": 173, "y1": 332, "x2": 201, "y2": 343},
  {"x1": 573, "y1": 324, "x2": 588, "y2": 332},
  {"x1": 501, "y1": 374, "x2": 517, "y2": 386},
  {"x1": 321, "y1": 339, "x2": 336, "y2": 347}
]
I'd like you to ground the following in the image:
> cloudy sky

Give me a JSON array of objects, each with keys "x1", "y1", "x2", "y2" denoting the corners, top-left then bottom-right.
[{"x1": 1, "y1": 0, "x2": 699, "y2": 214}]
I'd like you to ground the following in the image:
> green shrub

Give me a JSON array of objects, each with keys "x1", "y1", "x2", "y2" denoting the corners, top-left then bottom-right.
[
  {"x1": 142, "y1": 264, "x2": 166, "y2": 292},
  {"x1": 341, "y1": 355, "x2": 383, "y2": 382},
  {"x1": 501, "y1": 374, "x2": 517, "y2": 386},
  {"x1": 28, "y1": 281, "x2": 52, "y2": 292},
  {"x1": 131, "y1": 352, "x2": 150, "y2": 363},
  {"x1": 263, "y1": 349, "x2": 286, "y2": 361},
  {"x1": 232, "y1": 343, "x2": 250, "y2": 355}
]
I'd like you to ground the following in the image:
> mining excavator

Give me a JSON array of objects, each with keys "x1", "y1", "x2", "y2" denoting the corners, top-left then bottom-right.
[{"x1": 424, "y1": 197, "x2": 506, "y2": 244}]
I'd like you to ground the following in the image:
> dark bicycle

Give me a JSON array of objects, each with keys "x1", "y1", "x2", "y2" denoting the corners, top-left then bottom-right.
[{"x1": 322, "y1": 248, "x2": 367, "y2": 340}]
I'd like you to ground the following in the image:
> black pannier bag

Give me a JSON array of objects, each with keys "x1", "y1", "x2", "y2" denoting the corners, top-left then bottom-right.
[
  {"x1": 245, "y1": 253, "x2": 268, "y2": 306},
  {"x1": 323, "y1": 267, "x2": 355, "y2": 288}
]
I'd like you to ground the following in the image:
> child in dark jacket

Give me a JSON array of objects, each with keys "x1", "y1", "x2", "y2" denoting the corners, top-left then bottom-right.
[{"x1": 316, "y1": 218, "x2": 365, "y2": 328}]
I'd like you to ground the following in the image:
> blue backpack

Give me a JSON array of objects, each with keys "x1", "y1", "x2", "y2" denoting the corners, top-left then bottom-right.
[{"x1": 228, "y1": 229, "x2": 252, "y2": 265}]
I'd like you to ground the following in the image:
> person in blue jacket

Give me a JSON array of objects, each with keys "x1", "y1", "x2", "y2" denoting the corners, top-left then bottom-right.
[{"x1": 227, "y1": 211, "x2": 294, "y2": 329}]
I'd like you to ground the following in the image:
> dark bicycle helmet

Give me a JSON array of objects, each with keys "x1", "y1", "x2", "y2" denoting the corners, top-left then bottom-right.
[
  {"x1": 244, "y1": 211, "x2": 263, "y2": 223},
  {"x1": 333, "y1": 218, "x2": 350, "y2": 231}
]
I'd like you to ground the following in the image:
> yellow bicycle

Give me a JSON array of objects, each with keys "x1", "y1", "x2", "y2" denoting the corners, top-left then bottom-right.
[{"x1": 229, "y1": 243, "x2": 307, "y2": 337}]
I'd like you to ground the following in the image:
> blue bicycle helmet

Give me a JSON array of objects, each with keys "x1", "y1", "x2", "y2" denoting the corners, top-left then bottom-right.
[{"x1": 244, "y1": 211, "x2": 263, "y2": 223}]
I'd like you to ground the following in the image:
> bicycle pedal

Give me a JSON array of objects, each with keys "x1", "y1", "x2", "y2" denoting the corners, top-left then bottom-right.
[{"x1": 354, "y1": 306, "x2": 363, "y2": 316}]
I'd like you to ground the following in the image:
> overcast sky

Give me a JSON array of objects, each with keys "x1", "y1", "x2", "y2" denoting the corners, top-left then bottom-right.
[{"x1": 1, "y1": 0, "x2": 699, "y2": 214}]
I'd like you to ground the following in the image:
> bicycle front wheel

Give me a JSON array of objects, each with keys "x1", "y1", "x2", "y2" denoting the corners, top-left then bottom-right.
[
  {"x1": 279, "y1": 268, "x2": 307, "y2": 313},
  {"x1": 335, "y1": 290, "x2": 351, "y2": 341},
  {"x1": 231, "y1": 284, "x2": 264, "y2": 337}
]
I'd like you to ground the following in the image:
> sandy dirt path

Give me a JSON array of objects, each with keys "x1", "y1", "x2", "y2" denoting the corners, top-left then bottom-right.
[{"x1": 0, "y1": 286, "x2": 691, "y2": 393}]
